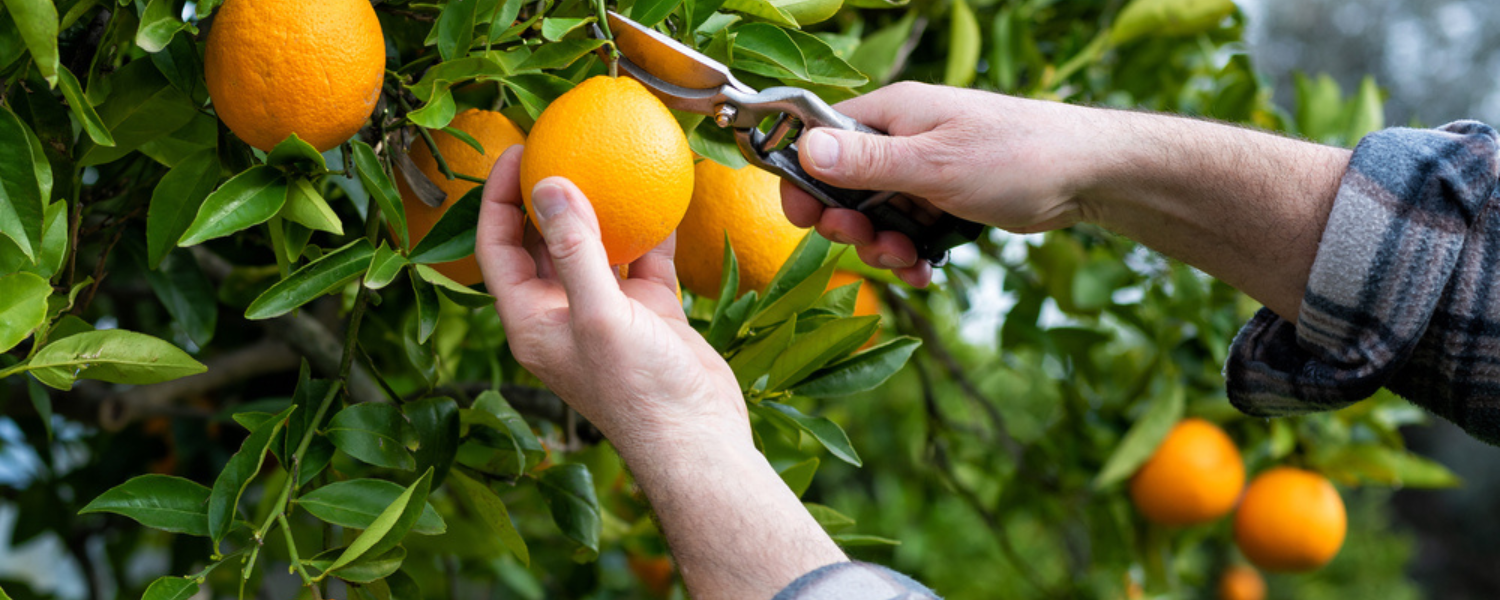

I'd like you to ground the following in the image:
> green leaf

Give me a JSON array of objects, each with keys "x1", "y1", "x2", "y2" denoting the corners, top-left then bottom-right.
[
  {"x1": 0, "y1": 272, "x2": 49, "y2": 353},
  {"x1": 748, "y1": 259, "x2": 837, "y2": 328},
  {"x1": 409, "y1": 187, "x2": 482, "y2": 264},
  {"x1": 407, "y1": 55, "x2": 508, "y2": 104},
  {"x1": 328, "y1": 403, "x2": 416, "y2": 470},
  {"x1": 451, "y1": 469, "x2": 530, "y2": 565},
  {"x1": 517, "y1": 39, "x2": 605, "y2": 72},
  {"x1": 135, "y1": 0, "x2": 197, "y2": 53},
  {"x1": 1315, "y1": 444, "x2": 1461, "y2": 489},
  {"x1": 245, "y1": 238, "x2": 377, "y2": 319},
  {"x1": 1110, "y1": 0, "x2": 1236, "y2": 45},
  {"x1": 707, "y1": 293, "x2": 757, "y2": 352},
  {"x1": 686, "y1": 0, "x2": 730, "y2": 33},
  {"x1": 541, "y1": 17, "x2": 592, "y2": 41},
  {"x1": 327, "y1": 469, "x2": 434, "y2": 573},
  {"x1": 732, "y1": 25, "x2": 867, "y2": 87},
  {"x1": 415, "y1": 265, "x2": 494, "y2": 308},
  {"x1": 208, "y1": 405, "x2": 293, "y2": 547},
  {"x1": 626, "y1": 0, "x2": 676, "y2": 26},
  {"x1": 279, "y1": 178, "x2": 343, "y2": 234},
  {"x1": 722, "y1": 0, "x2": 797, "y2": 27},
  {"x1": 79, "y1": 474, "x2": 211, "y2": 537},
  {"x1": 774, "y1": 0, "x2": 842, "y2": 26},
  {"x1": 150, "y1": 35, "x2": 208, "y2": 104},
  {"x1": 366, "y1": 242, "x2": 408, "y2": 290},
  {"x1": 76, "y1": 59, "x2": 196, "y2": 166},
  {"x1": 411, "y1": 273, "x2": 440, "y2": 344},
  {"x1": 537, "y1": 464, "x2": 601, "y2": 562},
  {"x1": 178, "y1": 166, "x2": 288, "y2": 246},
  {"x1": 777, "y1": 457, "x2": 819, "y2": 497},
  {"x1": 753, "y1": 401, "x2": 861, "y2": 466},
  {"x1": 503, "y1": 73, "x2": 574, "y2": 120},
  {"x1": 405, "y1": 397, "x2": 460, "y2": 487},
  {"x1": 804, "y1": 502, "x2": 855, "y2": 533},
  {"x1": 0, "y1": 105, "x2": 47, "y2": 261},
  {"x1": 831, "y1": 533, "x2": 901, "y2": 547},
  {"x1": 309, "y1": 545, "x2": 406, "y2": 584},
  {"x1": 848, "y1": 11, "x2": 914, "y2": 88},
  {"x1": 2, "y1": 0, "x2": 58, "y2": 86},
  {"x1": 352, "y1": 140, "x2": 409, "y2": 250},
  {"x1": 140, "y1": 577, "x2": 199, "y2": 600},
  {"x1": 436, "y1": 0, "x2": 480, "y2": 61},
  {"x1": 147, "y1": 151, "x2": 219, "y2": 268},
  {"x1": 794, "y1": 337, "x2": 919, "y2": 397},
  {"x1": 459, "y1": 390, "x2": 544, "y2": 477},
  {"x1": 728, "y1": 314, "x2": 797, "y2": 389},
  {"x1": 297, "y1": 479, "x2": 447, "y2": 535},
  {"x1": 689, "y1": 120, "x2": 750, "y2": 169},
  {"x1": 1344, "y1": 75, "x2": 1385, "y2": 145},
  {"x1": 943, "y1": 0, "x2": 980, "y2": 88},
  {"x1": 757, "y1": 232, "x2": 830, "y2": 312},
  {"x1": 56, "y1": 65, "x2": 112, "y2": 147},
  {"x1": 766, "y1": 315, "x2": 879, "y2": 390},
  {"x1": 410, "y1": 89, "x2": 458, "y2": 130},
  {"x1": 280, "y1": 221, "x2": 313, "y2": 265},
  {"x1": 1091, "y1": 385, "x2": 1186, "y2": 489},
  {"x1": 19, "y1": 200, "x2": 65, "y2": 279},
  {"x1": 266, "y1": 134, "x2": 328, "y2": 171},
  {"x1": 26, "y1": 330, "x2": 206, "y2": 391},
  {"x1": 141, "y1": 248, "x2": 218, "y2": 348}
]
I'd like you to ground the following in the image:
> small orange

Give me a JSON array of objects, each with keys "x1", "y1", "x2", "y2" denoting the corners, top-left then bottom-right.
[
  {"x1": 205, "y1": 0, "x2": 385, "y2": 151},
  {"x1": 1129, "y1": 418, "x2": 1244, "y2": 526},
  {"x1": 675, "y1": 160, "x2": 804, "y2": 299},
  {"x1": 1234, "y1": 467, "x2": 1346, "y2": 572},
  {"x1": 827, "y1": 270, "x2": 881, "y2": 349},
  {"x1": 520, "y1": 76, "x2": 693, "y2": 266},
  {"x1": 396, "y1": 109, "x2": 525, "y2": 285},
  {"x1": 1217, "y1": 564, "x2": 1265, "y2": 600}
]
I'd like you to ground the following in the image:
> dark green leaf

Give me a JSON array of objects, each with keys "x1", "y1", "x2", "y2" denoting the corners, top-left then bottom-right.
[
  {"x1": 79, "y1": 474, "x2": 211, "y2": 537},
  {"x1": 707, "y1": 294, "x2": 757, "y2": 351},
  {"x1": 26, "y1": 330, "x2": 206, "y2": 391},
  {"x1": 265, "y1": 134, "x2": 328, "y2": 171},
  {"x1": 328, "y1": 403, "x2": 416, "y2": 470},
  {"x1": 352, "y1": 140, "x2": 409, "y2": 250},
  {"x1": 147, "y1": 151, "x2": 219, "y2": 268},
  {"x1": 541, "y1": 16, "x2": 592, "y2": 41},
  {"x1": 728, "y1": 314, "x2": 796, "y2": 389},
  {"x1": 76, "y1": 59, "x2": 196, "y2": 166},
  {"x1": 0, "y1": 271, "x2": 49, "y2": 353},
  {"x1": 748, "y1": 259, "x2": 837, "y2": 328},
  {"x1": 753, "y1": 401, "x2": 861, "y2": 466},
  {"x1": 140, "y1": 577, "x2": 199, "y2": 600},
  {"x1": 326, "y1": 469, "x2": 433, "y2": 573},
  {"x1": 450, "y1": 469, "x2": 530, "y2": 565},
  {"x1": 794, "y1": 337, "x2": 919, "y2": 397},
  {"x1": 777, "y1": 457, "x2": 819, "y2": 497},
  {"x1": 141, "y1": 248, "x2": 218, "y2": 348},
  {"x1": 0, "y1": 105, "x2": 47, "y2": 260},
  {"x1": 1092, "y1": 384, "x2": 1186, "y2": 489},
  {"x1": 366, "y1": 242, "x2": 408, "y2": 290},
  {"x1": 178, "y1": 165, "x2": 288, "y2": 246},
  {"x1": 732, "y1": 25, "x2": 867, "y2": 87},
  {"x1": 757, "y1": 232, "x2": 830, "y2": 312},
  {"x1": 517, "y1": 39, "x2": 605, "y2": 72},
  {"x1": 766, "y1": 315, "x2": 879, "y2": 390},
  {"x1": 150, "y1": 35, "x2": 208, "y2": 103},
  {"x1": 689, "y1": 120, "x2": 750, "y2": 169},
  {"x1": 436, "y1": 0, "x2": 480, "y2": 62},
  {"x1": 245, "y1": 238, "x2": 376, "y2": 319},
  {"x1": 459, "y1": 390, "x2": 544, "y2": 477},
  {"x1": 279, "y1": 177, "x2": 343, "y2": 234},
  {"x1": 405, "y1": 397, "x2": 460, "y2": 487},
  {"x1": 296, "y1": 479, "x2": 446, "y2": 535},
  {"x1": 26, "y1": 377, "x2": 50, "y2": 440},
  {"x1": 135, "y1": 0, "x2": 196, "y2": 53},
  {"x1": 283, "y1": 366, "x2": 337, "y2": 485},
  {"x1": 56, "y1": 65, "x2": 112, "y2": 146},
  {"x1": 309, "y1": 545, "x2": 406, "y2": 584},
  {"x1": 415, "y1": 265, "x2": 494, "y2": 308},
  {"x1": 208, "y1": 405, "x2": 293, "y2": 547},
  {"x1": 503, "y1": 73, "x2": 573, "y2": 120},
  {"x1": 408, "y1": 55, "x2": 509, "y2": 103},
  {"x1": 537, "y1": 464, "x2": 601, "y2": 562},
  {"x1": 3, "y1": 0, "x2": 58, "y2": 85},
  {"x1": 686, "y1": 0, "x2": 729, "y2": 33},
  {"x1": 411, "y1": 273, "x2": 440, "y2": 344},
  {"x1": 409, "y1": 187, "x2": 483, "y2": 265}
]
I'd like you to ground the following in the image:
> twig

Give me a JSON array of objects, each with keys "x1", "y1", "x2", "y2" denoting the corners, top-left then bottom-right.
[{"x1": 277, "y1": 514, "x2": 322, "y2": 599}]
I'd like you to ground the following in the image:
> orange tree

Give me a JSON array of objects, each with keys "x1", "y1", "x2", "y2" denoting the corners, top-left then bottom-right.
[{"x1": 0, "y1": 0, "x2": 1462, "y2": 598}]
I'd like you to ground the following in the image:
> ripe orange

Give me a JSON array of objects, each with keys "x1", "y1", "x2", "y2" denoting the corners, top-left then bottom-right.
[
  {"x1": 1129, "y1": 418, "x2": 1244, "y2": 526},
  {"x1": 205, "y1": 0, "x2": 385, "y2": 152},
  {"x1": 1217, "y1": 564, "x2": 1265, "y2": 600},
  {"x1": 519, "y1": 76, "x2": 693, "y2": 266},
  {"x1": 827, "y1": 270, "x2": 881, "y2": 349},
  {"x1": 1234, "y1": 467, "x2": 1346, "y2": 572},
  {"x1": 395, "y1": 109, "x2": 525, "y2": 285},
  {"x1": 675, "y1": 160, "x2": 804, "y2": 299}
]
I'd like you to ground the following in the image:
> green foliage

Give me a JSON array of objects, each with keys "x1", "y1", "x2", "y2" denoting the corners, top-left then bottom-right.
[{"x1": 0, "y1": 0, "x2": 1451, "y2": 598}]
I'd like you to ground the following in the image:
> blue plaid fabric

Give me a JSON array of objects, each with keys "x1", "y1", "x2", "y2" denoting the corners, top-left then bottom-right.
[
  {"x1": 775, "y1": 562, "x2": 940, "y2": 599},
  {"x1": 1225, "y1": 121, "x2": 1500, "y2": 444}
]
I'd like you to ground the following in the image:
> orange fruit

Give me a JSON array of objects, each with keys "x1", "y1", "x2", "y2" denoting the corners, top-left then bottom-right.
[
  {"x1": 395, "y1": 109, "x2": 525, "y2": 285},
  {"x1": 676, "y1": 160, "x2": 804, "y2": 299},
  {"x1": 1217, "y1": 564, "x2": 1265, "y2": 600},
  {"x1": 627, "y1": 554, "x2": 674, "y2": 597},
  {"x1": 1129, "y1": 418, "x2": 1244, "y2": 526},
  {"x1": 519, "y1": 76, "x2": 693, "y2": 266},
  {"x1": 827, "y1": 270, "x2": 881, "y2": 349},
  {"x1": 1233, "y1": 467, "x2": 1346, "y2": 572},
  {"x1": 205, "y1": 0, "x2": 384, "y2": 152}
]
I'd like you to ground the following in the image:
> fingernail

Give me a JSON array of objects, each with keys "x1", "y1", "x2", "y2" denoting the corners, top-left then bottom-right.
[
  {"x1": 829, "y1": 231, "x2": 854, "y2": 245},
  {"x1": 805, "y1": 130, "x2": 839, "y2": 170},
  {"x1": 531, "y1": 182, "x2": 568, "y2": 221},
  {"x1": 879, "y1": 254, "x2": 908, "y2": 269}
]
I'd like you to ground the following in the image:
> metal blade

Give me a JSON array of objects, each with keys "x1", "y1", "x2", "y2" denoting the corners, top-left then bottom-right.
[{"x1": 604, "y1": 11, "x2": 753, "y2": 94}]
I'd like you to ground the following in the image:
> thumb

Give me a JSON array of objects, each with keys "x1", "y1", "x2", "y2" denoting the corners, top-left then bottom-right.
[
  {"x1": 528, "y1": 177, "x2": 624, "y2": 315},
  {"x1": 798, "y1": 128, "x2": 928, "y2": 193}
]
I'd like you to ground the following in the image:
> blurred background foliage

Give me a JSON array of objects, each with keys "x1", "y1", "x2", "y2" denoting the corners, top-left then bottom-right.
[{"x1": 1, "y1": 0, "x2": 1496, "y2": 598}]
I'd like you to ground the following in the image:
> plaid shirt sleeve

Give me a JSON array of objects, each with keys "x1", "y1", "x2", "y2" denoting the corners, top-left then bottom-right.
[
  {"x1": 1225, "y1": 121, "x2": 1500, "y2": 444},
  {"x1": 773, "y1": 562, "x2": 941, "y2": 600}
]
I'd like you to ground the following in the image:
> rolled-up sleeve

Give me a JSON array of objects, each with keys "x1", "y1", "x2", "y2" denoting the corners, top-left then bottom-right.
[
  {"x1": 773, "y1": 562, "x2": 940, "y2": 600},
  {"x1": 1225, "y1": 121, "x2": 1500, "y2": 444}
]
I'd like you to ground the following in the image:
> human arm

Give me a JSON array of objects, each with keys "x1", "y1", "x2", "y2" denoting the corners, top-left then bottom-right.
[
  {"x1": 473, "y1": 147, "x2": 848, "y2": 598},
  {"x1": 782, "y1": 81, "x2": 1349, "y2": 321}
]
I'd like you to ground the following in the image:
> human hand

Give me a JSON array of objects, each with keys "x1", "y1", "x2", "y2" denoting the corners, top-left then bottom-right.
[
  {"x1": 474, "y1": 147, "x2": 749, "y2": 453},
  {"x1": 782, "y1": 81, "x2": 1105, "y2": 286}
]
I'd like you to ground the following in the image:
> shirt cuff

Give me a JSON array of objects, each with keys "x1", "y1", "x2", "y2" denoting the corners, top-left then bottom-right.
[
  {"x1": 772, "y1": 561, "x2": 940, "y2": 600},
  {"x1": 1226, "y1": 121, "x2": 1500, "y2": 417}
]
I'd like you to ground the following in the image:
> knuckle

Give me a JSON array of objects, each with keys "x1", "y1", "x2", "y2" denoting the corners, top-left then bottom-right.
[{"x1": 545, "y1": 228, "x2": 592, "y2": 263}]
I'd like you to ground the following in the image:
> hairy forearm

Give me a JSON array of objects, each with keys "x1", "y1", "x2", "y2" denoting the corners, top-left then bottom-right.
[
  {"x1": 1076, "y1": 110, "x2": 1351, "y2": 320},
  {"x1": 616, "y1": 427, "x2": 847, "y2": 599}
]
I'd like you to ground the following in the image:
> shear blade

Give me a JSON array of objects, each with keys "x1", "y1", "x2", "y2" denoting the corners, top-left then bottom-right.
[{"x1": 603, "y1": 11, "x2": 754, "y2": 95}]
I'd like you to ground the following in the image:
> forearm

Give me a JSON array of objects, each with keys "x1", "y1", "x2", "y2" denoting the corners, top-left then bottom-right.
[
  {"x1": 1076, "y1": 110, "x2": 1351, "y2": 321},
  {"x1": 616, "y1": 426, "x2": 847, "y2": 599}
]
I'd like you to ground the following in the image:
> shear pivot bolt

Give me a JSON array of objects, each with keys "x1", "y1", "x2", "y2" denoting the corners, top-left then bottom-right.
[{"x1": 714, "y1": 105, "x2": 738, "y2": 128}]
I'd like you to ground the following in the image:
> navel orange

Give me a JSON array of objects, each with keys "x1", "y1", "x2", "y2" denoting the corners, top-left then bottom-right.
[
  {"x1": 1129, "y1": 418, "x2": 1245, "y2": 526},
  {"x1": 1234, "y1": 467, "x2": 1346, "y2": 572}
]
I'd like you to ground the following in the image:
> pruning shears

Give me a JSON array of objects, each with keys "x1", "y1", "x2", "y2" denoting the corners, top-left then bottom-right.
[{"x1": 594, "y1": 11, "x2": 985, "y2": 267}]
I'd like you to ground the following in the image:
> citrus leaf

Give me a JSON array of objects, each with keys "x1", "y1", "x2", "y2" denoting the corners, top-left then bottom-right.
[
  {"x1": 208, "y1": 404, "x2": 293, "y2": 548},
  {"x1": 245, "y1": 238, "x2": 376, "y2": 320},
  {"x1": 296, "y1": 479, "x2": 447, "y2": 535},
  {"x1": 56, "y1": 65, "x2": 112, "y2": 147},
  {"x1": 0, "y1": 105, "x2": 47, "y2": 261},
  {"x1": 849, "y1": 11, "x2": 916, "y2": 88},
  {"x1": 689, "y1": 119, "x2": 750, "y2": 169},
  {"x1": 707, "y1": 292, "x2": 757, "y2": 352},
  {"x1": 147, "y1": 151, "x2": 219, "y2": 268},
  {"x1": 135, "y1": 0, "x2": 197, "y2": 53},
  {"x1": 140, "y1": 577, "x2": 199, "y2": 600},
  {"x1": 728, "y1": 314, "x2": 797, "y2": 389},
  {"x1": 793, "y1": 337, "x2": 919, "y2": 397},
  {"x1": 411, "y1": 273, "x2": 440, "y2": 344},
  {"x1": 279, "y1": 177, "x2": 343, "y2": 234},
  {"x1": 1092, "y1": 384, "x2": 1186, "y2": 489},
  {"x1": 140, "y1": 248, "x2": 218, "y2": 348},
  {"x1": 365, "y1": 242, "x2": 408, "y2": 290},
  {"x1": 79, "y1": 474, "x2": 211, "y2": 537},
  {"x1": 451, "y1": 469, "x2": 530, "y2": 565},
  {"x1": 309, "y1": 545, "x2": 406, "y2": 584},
  {"x1": 1110, "y1": 0, "x2": 1236, "y2": 45},
  {"x1": 541, "y1": 17, "x2": 592, "y2": 41},
  {"x1": 757, "y1": 232, "x2": 830, "y2": 312},
  {"x1": 748, "y1": 259, "x2": 838, "y2": 328},
  {"x1": 537, "y1": 464, "x2": 601, "y2": 562},
  {"x1": 409, "y1": 187, "x2": 482, "y2": 264},
  {"x1": 436, "y1": 0, "x2": 480, "y2": 62},
  {"x1": 766, "y1": 315, "x2": 879, "y2": 390},
  {"x1": 774, "y1": 0, "x2": 842, "y2": 25},
  {"x1": 502, "y1": 73, "x2": 573, "y2": 120},
  {"x1": 516, "y1": 39, "x2": 605, "y2": 72},
  {"x1": 178, "y1": 165, "x2": 288, "y2": 246},
  {"x1": 408, "y1": 55, "x2": 508, "y2": 104},
  {"x1": 265, "y1": 134, "x2": 328, "y2": 171},
  {"x1": 352, "y1": 140, "x2": 409, "y2": 250},
  {"x1": 415, "y1": 264, "x2": 494, "y2": 307},
  {"x1": 3, "y1": 0, "x2": 58, "y2": 86},
  {"x1": 753, "y1": 401, "x2": 861, "y2": 466},
  {"x1": 943, "y1": 0, "x2": 979, "y2": 87},
  {"x1": 410, "y1": 89, "x2": 458, "y2": 130},
  {"x1": 458, "y1": 390, "x2": 544, "y2": 477},
  {"x1": 1345, "y1": 76, "x2": 1385, "y2": 144},
  {"x1": 1314, "y1": 444, "x2": 1461, "y2": 489},
  {"x1": 804, "y1": 502, "x2": 856, "y2": 532},
  {"x1": 722, "y1": 0, "x2": 798, "y2": 27},
  {"x1": 0, "y1": 271, "x2": 49, "y2": 353},
  {"x1": 732, "y1": 25, "x2": 867, "y2": 87},
  {"x1": 26, "y1": 330, "x2": 206, "y2": 391},
  {"x1": 328, "y1": 403, "x2": 416, "y2": 470},
  {"x1": 406, "y1": 397, "x2": 460, "y2": 487},
  {"x1": 831, "y1": 533, "x2": 901, "y2": 547},
  {"x1": 777, "y1": 457, "x2": 819, "y2": 497},
  {"x1": 76, "y1": 59, "x2": 196, "y2": 166},
  {"x1": 326, "y1": 469, "x2": 433, "y2": 573}
]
